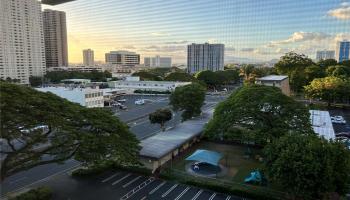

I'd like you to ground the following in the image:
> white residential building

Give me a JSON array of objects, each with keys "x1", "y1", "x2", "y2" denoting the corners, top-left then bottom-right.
[
  {"x1": 187, "y1": 43, "x2": 224, "y2": 74},
  {"x1": 144, "y1": 55, "x2": 172, "y2": 68},
  {"x1": 36, "y1": 87, "x2": 104, "y2": 108},
  {"x1": 83, "y1": 49, "x2": 94, "y2": 66},
  {"x1": 0, "y1": 0, "x2": 46, "y2": 84},
  {"x1": 315, "y1": 50, "x2": 335, "y2": 62},
  {"x1": 108, "y1": 76, "x2": 191, "y2": 93},
  {"x1": 47, "y1": 66, "x2": 103, "y2": 72}
]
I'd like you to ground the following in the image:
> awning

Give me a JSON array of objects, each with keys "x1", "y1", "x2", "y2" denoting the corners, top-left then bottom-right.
[{"x1": 185, "y1": 149, "x2": 223, "y2": 166}]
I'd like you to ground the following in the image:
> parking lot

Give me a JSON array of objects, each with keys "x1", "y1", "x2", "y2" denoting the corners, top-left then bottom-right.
[
  {"x1": 329, "y1": 109, "x2": 350, "y2": 133},
  {"x1": 56, "y1": 170, "x2": 243, "y2": 200}
]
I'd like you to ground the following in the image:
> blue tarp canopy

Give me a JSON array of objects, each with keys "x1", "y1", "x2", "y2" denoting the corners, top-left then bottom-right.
[{"x1": 185, "y1": 149, "x2": 223, "y2": 166}]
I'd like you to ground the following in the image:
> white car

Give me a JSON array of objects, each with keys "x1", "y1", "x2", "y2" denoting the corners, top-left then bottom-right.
[
  {"x1": 117, "y1": 99, "x2": 126, "y2": 103},
  {"x1": 135, "y1": 99, "x2": 145, "y2": 105},
  {"x1": 331, "y1": 116, "x2": 346, "y2": 124}
]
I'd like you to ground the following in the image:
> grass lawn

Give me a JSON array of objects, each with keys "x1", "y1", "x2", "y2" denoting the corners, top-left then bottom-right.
[{"x1": 169, "y1": 141, "x2": 263, "y2": 183}]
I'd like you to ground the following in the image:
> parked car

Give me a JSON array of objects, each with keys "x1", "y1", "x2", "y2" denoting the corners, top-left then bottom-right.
[
  {"x1": 135, "y1": 99, "x2": 145, "y2": 105},
  {"x1": 117, "y1": 99, "x2": 126, "y2": 103},
  {"x1": 331, "y1": 116, "x2": 346, "y2": 124},
  {"x1": 119, "y1": 105, "x2": 127, "y2": 110},
  {"x1": 335, "y1": 132, "x2": 350, "y2": 138}
]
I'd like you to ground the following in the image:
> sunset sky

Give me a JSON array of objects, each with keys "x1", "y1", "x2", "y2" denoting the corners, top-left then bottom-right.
[{"x1": 43, "y1": 0, "x2": 350, "y2": 64}]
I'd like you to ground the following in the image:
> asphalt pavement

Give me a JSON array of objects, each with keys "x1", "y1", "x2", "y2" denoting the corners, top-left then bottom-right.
[{"x1": 35, "y1": 169, "x2": 243, "y2": 200}]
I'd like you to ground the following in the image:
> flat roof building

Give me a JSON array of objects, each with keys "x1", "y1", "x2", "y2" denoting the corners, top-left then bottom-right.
[
  {"x1": 105, "y1": 51, "x2": 140, "y2": 67},
  {"x1": 316, "y1": 50, "x2": 335, "y2": 62},
  {"x1": 83, "y1": 49, "x2": 94, "y2": 66},
  {"x1": 256, "y1": 75, "x2": 291, "y2": 96},
  {"x1": 144, "y1": 55, "x2": 172, "y2": 68},
  {"x1": 36, "y1": 87, "x2": 104, "y2": 108},
  {"x1": 187, "y1": 43, "x2": 224, "y2": 74},
  {"x1": 309, "y1": 110, "x2": 335, "y2": 141}
]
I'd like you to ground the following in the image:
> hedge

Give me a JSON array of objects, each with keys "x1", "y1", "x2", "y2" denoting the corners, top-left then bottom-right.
[{"x1": 10, "y1": 187, "x2": 52, "y2": 200}]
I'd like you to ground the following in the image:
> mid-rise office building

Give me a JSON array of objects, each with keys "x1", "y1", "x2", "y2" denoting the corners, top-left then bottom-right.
[
  {"x1": 144, "y1": 55, "x2": 172, "y2": 68},
  {"x1": 316, "y1": 50, "x2": 335, "y2": 61},
  {"x1": 336, "y1": 41, "x2": 350, "y2": 63},
  {"x1": 105, "y1": 51, "x2": 140, "y2": 67},
  {"x1": 83, "y1": 49, "x2": 94, "y2": 66},
  {"x1": 187, "y1": 43, "x2": 224, "y2": 74},
  {"x1": 43, "y1": 9, "x2": 68, "y2": 68},
  {"x1": 0, "y1": 0, "x2": 46, "y2": 84}
]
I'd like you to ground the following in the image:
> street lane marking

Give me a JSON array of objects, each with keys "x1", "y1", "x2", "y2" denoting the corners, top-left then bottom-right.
[
  {"x1": 191, "y1": 189, "x2": 203, "y2": 200},
  {"x1": 140, "y1": 196, "x2": 147, "y2": 200},
  {"x1": 209, "y1": 193, "x2": 216, "y2": 200},
  {"x1": 149, "y1": 181, "x2": 166, "y2": 194},
  {"x1": 161, "y1": 184, "x2": 178, "y2": 198},
  {"x1": 123, "y1": 176, "x2": 141, "y2": 188},
  {"x1": 101, "y1": 172, "x2": 120, "y2": 183},
  {"x1": 112, "y1": 173, "x2": 131, "y2": 185},
  {"x1": 174, "y1": 186, "x2": 190, "y2": 200},
  {"x1": 9, "y1": 177, "x2": 28, "y2": 184},
  {"x1": 225, "y1": 196, "x2": 231, "y2": 200},
  {"x1": 120, "y1": 177, "x2": 155, "y2": 200}
]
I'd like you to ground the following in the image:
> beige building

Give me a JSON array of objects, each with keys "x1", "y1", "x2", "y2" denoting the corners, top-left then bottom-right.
[
  {"x1": 43, "y1": 9, "x2": 68, "y2": 68},
  {"x1": 83, "y1": 49, "x2": 94, "y2": 66},
  {"x1": 256, "y1": 75, "x2": 290, "y2": 96},
  {"x1": 105, "y1": 51, "x2": 140, "y2": 67},
  {"x1": 0, "y1": 0, "x2": 46, "y2": 84}
]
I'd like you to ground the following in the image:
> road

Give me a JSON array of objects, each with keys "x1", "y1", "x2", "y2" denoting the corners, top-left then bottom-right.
[{"x1": 1, "y1": 94, "x2": 227, "y2": 196}]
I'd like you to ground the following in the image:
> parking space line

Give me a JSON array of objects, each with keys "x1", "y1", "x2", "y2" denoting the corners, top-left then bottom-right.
[
  {"x1": 122, "y1": 176, "x2": 141, "y2": 188},
  {"x1": 174, "y1": 186, "x2": 190, "y2": 200},
  {"x1": 191, "y1": 189, "x2": 203, "y2": 200},
  {"x1": 140, "y1": 196, "x2": 147, "y2": 200},
  {"x1": 101, "y1": 172, "x2": 120, "y2": 183},
  {"x1": 112, "y1": 173, "x2": 131, "y2": 185},
  {"x1": 149, "y1": 181, "x2": 166, "y2": 194},
  {"x1": 225, "y1": 196, "x2": 231, "y2": 200},
  {"x1": 209, "y1": 193, "x2": 216, "y2": 200},
  {"x1": 161, "y1": 184, "x2": 178, "y2": 198}
]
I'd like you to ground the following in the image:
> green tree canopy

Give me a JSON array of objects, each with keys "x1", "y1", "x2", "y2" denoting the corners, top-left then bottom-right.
[
  {"x1": 304, "y1": 64, "x2": 326, "y2": 84},
  {"x1": 132, "y1": 71, "x2": 163, "y2": 81},
  {"x1": 205, "y1": 85, "x2": 312, "y2": 145},
  {"x1": 29, "y1": 76, "x2": 43, "y2": 87},
  {"x1": 164, "y1": 72, "x2": 195, "y2": 82},
  {"x1": 317, "y1": 58, "x2": 338, "y2": 68},
  {"x1": 169, "y1": 83, "x2": 206, "y2": 121},
  {"x1": 275, "y1": 52, "x2": 314, "y2": 75},
  {"x1": 45, "y1": 70, "x2": 112, "y2": 83},
  {"x1": 264, "y1": 134, "x2": 350, "y2": 199},
  {"x1": 149, "y1": 108, "x2": 172, "y2": 131},
  {"x1": 326, "y1": 65, "x2": 350, "y2": 78},
  {"x1": 0, "y1": 82, "x2": 139, "y2": 179},
  {"x1": 195, "y1": 70, "x2": 220, "y2": 88},
  {"x1": 304, "y1": 76, "x2": 350, "y2": 106}
]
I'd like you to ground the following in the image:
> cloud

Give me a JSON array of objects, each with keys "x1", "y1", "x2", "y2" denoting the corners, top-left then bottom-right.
[
  {"x1": 225, "y1": 47, "x2": 236, "y2": 51},
  {"x1": 150, "y1": 32, "x2": 171, "y2": 36},
  {"x1": 164, "y1": 40, "x2": 190, "y2": 44},
  {"x1": 122, "y1": 45, "x2": 136, "y2": 49},
  {"x1": 240, "y1": 48, "x2": 255, "y2": 52},
  {"x1": 327, "y1": 2, "x2": 350, "y2": 20},
  {"x1": 142, "y1": 45, "x2": 185, "y2": 53},
  {"x1": 270, "y1": 32, "x2": 331, "y2": 46}
]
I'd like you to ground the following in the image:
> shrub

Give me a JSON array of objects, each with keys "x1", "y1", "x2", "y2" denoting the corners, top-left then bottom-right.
[{"x1": 10, "y1": 187, "x2": 52, "y2": 200}]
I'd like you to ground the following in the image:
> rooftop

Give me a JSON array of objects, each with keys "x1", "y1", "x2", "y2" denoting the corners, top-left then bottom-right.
[
  {"x1": 256, "y1": 75, "x2": 288, "y2": 81},
  {"x1": 309, "y1": 110, "x2": 335, "y2": 141},
  {"x1": 139, "y1": 109, "x2": 214, "y2": 159}
]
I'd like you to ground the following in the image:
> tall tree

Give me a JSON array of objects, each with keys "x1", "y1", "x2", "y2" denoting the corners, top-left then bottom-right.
[
  {"x1": 304, "y1": 76, "x2": 350, "y2": 106},
  {"x1": 205, "y1": 85, "x2": 312, "y2": 145},
  {"x1": 149, "y1": 109, "x2": 172, "y2": 131},
  {"x1": 169, "y1": 83, "x2": 206, "y2": 121},
  {"x1": 264, "y1": 134, "x2": 350, "y2": 199},
  {"x1": 317, "y1": 58, "x2": 337, "y2": 68},
  {"x1": 326, "y1": 65, "x2": 350, "y2": 78},
  {"x1": 164, "y1": 72, "x2": 195, "y2": 82},
  {"x1": 195, "y1": 70, "x2": 220, "y2": 88},
  {"x1": 0, "y1": 82, "x2": 139, "y2": 179},
  {"x1": 304, "y1": 64, "x2": 326, "y2": 84},
  {"x1": 275, "y1": 52, "x2": 314, "y2": 75}
]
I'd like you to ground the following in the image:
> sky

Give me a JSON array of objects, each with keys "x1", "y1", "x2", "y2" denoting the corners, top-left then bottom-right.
[{"x1": 43, "y1": 0, "x2": 350, "y2": 64}]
